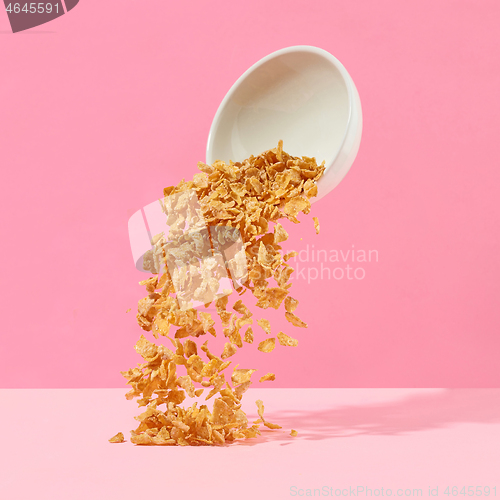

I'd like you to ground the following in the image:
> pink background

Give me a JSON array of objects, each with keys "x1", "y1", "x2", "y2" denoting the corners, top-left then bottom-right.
[{"x1": 1, "y1": 0, "x2": 499, "y2": 388}]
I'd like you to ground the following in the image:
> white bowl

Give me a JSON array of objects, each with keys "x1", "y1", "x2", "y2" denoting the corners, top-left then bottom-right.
[{"x1": 206, "y1": 45, "x2": 363, "y2": 201}]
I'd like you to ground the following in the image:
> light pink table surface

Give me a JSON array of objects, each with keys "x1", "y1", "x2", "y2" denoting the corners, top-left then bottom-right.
[{"x1": 1, "y1": 389, "x2": 499, "y2": 499}]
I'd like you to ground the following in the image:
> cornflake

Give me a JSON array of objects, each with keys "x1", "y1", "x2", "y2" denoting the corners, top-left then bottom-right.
[
  {"x1": 277, "y1": 331, "x2": 299, "y2": 347},
  {"x1": 257, "y1": 318, "x2": 271, "y2": 335},
  {"x1": 255, "y1": 399, "x2": 282, "y2": 429},
  {"x1": 313, "y1": 216, "x2": 320, "y2": 235},
  {"x1": 259, "y1": 373, "x2": 276, "y2": 382},
  {"x1": 257, "y1": 338, "x2": 275, "y2": 353},
  {"x1": 243, "y1": 327, "x2": 254, "y2": 344},
  {"x1": 109, "y1": 432, "x2": 125, "y2": 443},
  {"x1": 284, "y1": 296, "x2": 299, "y2": 313},
  {"x1": 285, "y1": 311, "x2": 308, "y2": 328},
  {"x1": 121, "y1": 141, "x2": 324, "y2": 445},
  {"x1": 221, "y1": 342, "x2": 237, "y2": 359}
]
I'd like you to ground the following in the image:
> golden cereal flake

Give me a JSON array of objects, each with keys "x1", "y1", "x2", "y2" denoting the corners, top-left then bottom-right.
[
  {"x1": 277, "y1": 331, "x2": 299, "y2": 347},
  {"x1": 109, "y1": 432, "x2": 125, "y2": 443},
  {"x1": 285, "y1": 312, "x2": 308, "y2": 328},
  {"x1": 313, "y1": 216, "x2": 320, "y2": 234},
  {"x1": 284, "y1": 296, "x2": 299, "y2": 313},
  {"x1": 257, "y1": 338, "x2": 275, "y2": 353},
  {"x1": 243, "y1": 326, "x2": 254, "y2": 344},
  {"x1": 221, "y1": 342, "x2": 238, "y2": 359},
  {"x1": 257, "y1": 318, "x2": 271, "y2": 335},
  {"x1": 259, "y1": 373, "x2": 276, "y2": 382}
]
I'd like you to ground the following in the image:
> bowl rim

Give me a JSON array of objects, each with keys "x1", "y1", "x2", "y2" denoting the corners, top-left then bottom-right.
[{"x1": 205, "y1": 44, "x2": 355, "y2": 175}]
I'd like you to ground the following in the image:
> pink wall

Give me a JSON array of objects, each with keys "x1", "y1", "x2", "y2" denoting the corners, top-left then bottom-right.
[{"x1": 1, "y1": 0, "x2": 499, "y2": 388}]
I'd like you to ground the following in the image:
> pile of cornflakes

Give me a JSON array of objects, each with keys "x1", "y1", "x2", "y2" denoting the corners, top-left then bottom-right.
[{"x1": 113, "y1": 141, "x2": 323, "y2": 445}]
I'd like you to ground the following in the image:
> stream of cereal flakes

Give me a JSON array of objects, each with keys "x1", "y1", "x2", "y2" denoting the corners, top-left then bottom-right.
[{"x1": 115, "y1": 141, "x2": 324, "y2": 446}]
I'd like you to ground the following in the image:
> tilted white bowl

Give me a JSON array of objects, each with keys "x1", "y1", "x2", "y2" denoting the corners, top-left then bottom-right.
[{"x1": 206, "y1": 45, "x2": 363, "y2": 202}]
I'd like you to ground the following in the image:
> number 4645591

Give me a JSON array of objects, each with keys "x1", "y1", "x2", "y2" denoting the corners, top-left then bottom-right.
[
  {"x1": 444, "y1": 486, "x2": 497, "y2": 496},
  {"x1": 6, "y1": 3, "x2": 59, "y2": 14}
]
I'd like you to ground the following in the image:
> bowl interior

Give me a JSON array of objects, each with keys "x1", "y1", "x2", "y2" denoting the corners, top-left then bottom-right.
[{"x1": 207, "y1": 49, "x2": 351, "y2": 170}]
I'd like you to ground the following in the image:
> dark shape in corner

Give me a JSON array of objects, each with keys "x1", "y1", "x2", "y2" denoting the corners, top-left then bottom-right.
[
  {"x1": 64, "y1": 0, "x2": 79, "y2": 12},
  {"x1": 4, "y1": 0, "x2": 79, "y2": 33}
]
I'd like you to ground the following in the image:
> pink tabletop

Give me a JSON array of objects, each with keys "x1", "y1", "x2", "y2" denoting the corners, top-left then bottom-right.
[{"x1": 1, "y1": 388, "x2": 499, "y2": 499}]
